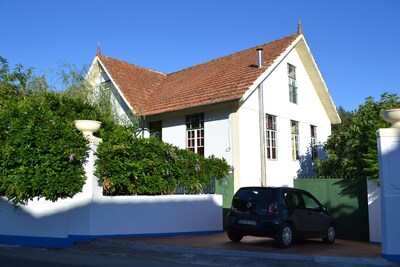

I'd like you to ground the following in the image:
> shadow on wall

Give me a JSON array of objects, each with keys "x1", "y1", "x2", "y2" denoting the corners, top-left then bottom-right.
[
  {"x1": 0, "y1": 194, "x2": 223, "y2": 248},
  {"x1": 296, "y1": 143, "x2": 324, "y2": 178},
  {"x1": 294, "y1": 178, "x2": 370, "y2": 242},
  {"x1": 327, "y1": 178, "x2": 369, "y2": 241}
]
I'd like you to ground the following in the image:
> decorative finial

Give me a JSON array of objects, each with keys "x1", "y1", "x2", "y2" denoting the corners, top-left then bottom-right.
[
  {"x1": 297, "y1": 20, "x2": 302, "y2": 34},
  {"x1": 97, "y1": 42, "x2": 101, "y2": 56}
]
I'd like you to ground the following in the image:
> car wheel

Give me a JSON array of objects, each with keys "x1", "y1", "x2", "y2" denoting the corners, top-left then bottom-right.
[
  {"x1": 322, "y1": 224, "x2": 336, "y2": 244},
  {"x1": 276, "y1": 223, "x2": 293, "y2": 248},
  {"x1": 227, "y1": 231, "x2": 243, "y2": 242}
]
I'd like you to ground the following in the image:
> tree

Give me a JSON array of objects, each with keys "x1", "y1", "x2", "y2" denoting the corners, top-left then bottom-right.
[
  {"x1": 315, "y1": 92, "x2": 400, "y2": 180},
  {"x1": 0, "y1": 56, "x2": 33, "y2": 104}
]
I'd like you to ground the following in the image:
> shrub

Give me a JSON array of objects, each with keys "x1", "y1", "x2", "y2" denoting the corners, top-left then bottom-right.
[
  {"x1": 95, "y1": 125, "x2": 230, "y2": 196},
  {"x1": 0, "y1": 92, "x2": 101, "y2": 204}
]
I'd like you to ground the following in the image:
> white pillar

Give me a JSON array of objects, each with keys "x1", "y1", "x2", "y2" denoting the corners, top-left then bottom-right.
[
  {"x1": 377, "y1": 124, "x2": 400, "y2": 261},
  {"x1": 74, "y1": 120, "x2": 103, "y2": 198}
]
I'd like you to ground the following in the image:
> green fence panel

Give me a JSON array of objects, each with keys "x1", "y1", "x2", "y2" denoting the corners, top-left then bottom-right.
[
  {"x1": 215, "y1": 173, "x2": 234, "y2": 228},
  {"x1": 215, "y1": 173, "x2": 234, "y2": 209},
  {"x1": 294, "y1": 178, "x2": 369, "y2": 242}
]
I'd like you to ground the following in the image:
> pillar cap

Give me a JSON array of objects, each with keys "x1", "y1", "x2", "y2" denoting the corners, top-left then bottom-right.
[{"x1": 377, "y1": 128, "x2": 400, "y2": 137}]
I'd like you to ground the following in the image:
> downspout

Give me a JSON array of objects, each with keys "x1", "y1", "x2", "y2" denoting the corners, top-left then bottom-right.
[{"x1": 257, "y1": 48, "x2": 267, "y2": 187}]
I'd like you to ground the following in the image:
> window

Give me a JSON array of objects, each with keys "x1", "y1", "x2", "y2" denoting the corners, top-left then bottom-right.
[
  {"x1": 288, "y1": 64, "x2": 297, "y2": 104},
  {"x1": 302, "y1": 193, "x2": 321, "y2": 210},
  {"x1": 310, "y1": 125, "x2": 317, "y2": 160},
  {"x1": 266, "y1": 114, "x2": 277, "y2": 159},
  {"x1": 291, "y1": 120, "x2": 299, "y2": 160},
  {"x1": 149, "y1": 121, "x2": 162, "y2": 140},
  {"x1": 284, "y1": 192, "x2": 300, "y2": 209},
  {"x1": 186, "y1": 113, "x2": 204, "y2": 156}
]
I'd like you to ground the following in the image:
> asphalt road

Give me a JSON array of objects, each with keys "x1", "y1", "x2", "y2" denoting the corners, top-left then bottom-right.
[{"x1": 0, "y1": 240, "x2": 397, "y2": 267}]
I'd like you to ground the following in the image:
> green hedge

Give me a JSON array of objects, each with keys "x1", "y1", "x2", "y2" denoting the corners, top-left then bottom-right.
[
  {"x1": 95, "y1": 125, "x2": 230, "y2": 195},
  {"x1": 0, "y1": 92, "x2": 100, "y2": 204}
]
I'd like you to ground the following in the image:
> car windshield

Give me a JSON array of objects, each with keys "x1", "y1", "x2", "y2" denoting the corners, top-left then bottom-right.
[{"x1": 232, "y1": 188, "x2": 275, "y2": 215}]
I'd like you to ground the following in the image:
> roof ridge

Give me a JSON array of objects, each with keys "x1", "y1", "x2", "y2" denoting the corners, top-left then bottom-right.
[
  {"x1": 98, "y1": 55, "x2": 167, "y2": 76},
  {"x1": 167, "y1": 33, "x2": 300, "y2": 77}
]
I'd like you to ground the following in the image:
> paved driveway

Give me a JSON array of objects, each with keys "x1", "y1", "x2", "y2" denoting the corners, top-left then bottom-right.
[{"x1": 113, "y1": 232, "x2": 382, "y2": 259}]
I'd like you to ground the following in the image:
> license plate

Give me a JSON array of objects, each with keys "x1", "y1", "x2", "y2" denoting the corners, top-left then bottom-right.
[{"x1": 238, "y1": 219, "x2": 257, "y2": 225}]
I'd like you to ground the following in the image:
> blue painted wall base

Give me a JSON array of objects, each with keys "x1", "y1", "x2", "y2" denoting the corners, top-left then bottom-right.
[
  {"x1": 382, "y1": 254, "x2": 400, "y2": 262},
  {"x1": 0, "y1": 230, "x2": 223, "y2": 249}
]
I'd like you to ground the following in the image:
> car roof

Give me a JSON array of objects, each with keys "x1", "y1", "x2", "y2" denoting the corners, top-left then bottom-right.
[{"x1": 237, "y1": 186, "x2": 309, "y2": 194}]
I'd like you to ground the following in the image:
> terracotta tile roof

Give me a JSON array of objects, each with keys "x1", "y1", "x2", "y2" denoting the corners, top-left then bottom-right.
[
  {"x1": 98, "y1": 33, "x2": 299, "y2": 116},
  {"x1": 98, "y1": 55, "x2": 166, "y2": 113}
]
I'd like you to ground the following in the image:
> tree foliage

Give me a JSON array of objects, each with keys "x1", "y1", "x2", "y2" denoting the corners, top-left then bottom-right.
[{"x1": 315, "y1": 92, "x2": 400, "y2": 180}]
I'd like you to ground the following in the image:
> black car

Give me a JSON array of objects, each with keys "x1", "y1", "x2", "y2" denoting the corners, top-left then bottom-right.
[{"x1": 226, "y1": 187, "x2": 335, "y2": 248}]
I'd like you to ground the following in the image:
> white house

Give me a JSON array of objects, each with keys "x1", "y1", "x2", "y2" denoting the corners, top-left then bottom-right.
[{"x1": 86, "y1": 23, "x2": 341, "y2": 193}]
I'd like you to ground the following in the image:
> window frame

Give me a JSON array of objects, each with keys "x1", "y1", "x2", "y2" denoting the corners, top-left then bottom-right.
[
  {"x1": 149, "y1": 120, "x2": 162, "y2": 140},
  {"x1": 266, "y1": 114, "x2": 277, "y2": 159},
  {"x1": 288, "y1": 63, "x2": 298, "y2": 104},
  {"x1": 310, "y1": 125, "x2": 318, "y2": 160},
  {"x1": 185, "y1": 113, "x2": 204, "y2": 156},
  {"x1": 291, "y1": 120, "x2": 300, "y2": 160}
]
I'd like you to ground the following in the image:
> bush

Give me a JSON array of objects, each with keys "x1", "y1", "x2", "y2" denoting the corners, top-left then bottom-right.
[
  {"x1": 0, "y1": 92, "x2": 101, "y2": 204},
  {"x1": 95, "y1": 125, "x2": 230, "y2": 196}
]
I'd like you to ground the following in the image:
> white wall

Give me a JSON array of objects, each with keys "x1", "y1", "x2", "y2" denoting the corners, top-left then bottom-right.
[
  {"x1": 87, "y1": 61, "x2": 133, "y2": 125},
  {"x1": 204, "y1": 108, "x2": 233, "y2": 164},
  {"x1": 161, "y1": 107, "x2": 233, "y2": 163},
  {"x1": 368, "y1": 179, "x2": 381, "y2": 243},
  {"x1": 0, "y1": 194, "x2": 222, "y2": 248},
  {"x1": 236, "y1": 89, "x2": 263, "y2": 188},
  {"x1": 0, "y1": 140, "x2": 223, "y2": 248},
  {"x1": 162, "y1": 116, "x2": 186, "y2": 149},
  {"x1": 236, "y1": 47, "x2": 332, "y2": 188}
]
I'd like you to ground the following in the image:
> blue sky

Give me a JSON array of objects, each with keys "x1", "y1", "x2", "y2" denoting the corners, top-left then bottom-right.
[{"x1": 1, "y1": 0, "x2": 399, "y2": 111}]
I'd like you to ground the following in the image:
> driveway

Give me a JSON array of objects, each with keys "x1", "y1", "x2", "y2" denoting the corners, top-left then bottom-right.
[{"x1": 110, "y1": 232, "x2": 382, "y2": 259}]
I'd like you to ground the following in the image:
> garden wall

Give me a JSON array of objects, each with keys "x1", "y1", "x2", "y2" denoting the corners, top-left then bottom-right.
[
  {"x1": 0, "y1": 194, "x2": 223, "y2": 248},
  {"x1": 0, "y1": 142, "x2": 223, "y2": 248}
]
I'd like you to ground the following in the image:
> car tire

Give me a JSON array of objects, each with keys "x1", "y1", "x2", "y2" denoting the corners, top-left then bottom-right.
[
  {"x1": 276, "y1": 223, "x2": 293, "y2": 248},
  {"x1": 322, "y1": 224, "x2": 336, "y2": 244},
  {"x1": 227, "y1": 231, "x2": 243, "y2": 242}
]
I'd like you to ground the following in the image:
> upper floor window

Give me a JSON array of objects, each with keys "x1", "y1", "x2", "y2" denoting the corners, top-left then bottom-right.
[
  {"x1": 310, "y1": 125, "x2": 318, "y2": 160},
  {"x1": 149, "y1": 120, "x2": 162, "y2": 140},
  {"x1": 186, "y1": 113, "x2": 204, "y2": 156},
  {"x1": 288, "y1": 64, "x2": 297, "y2": 104},
  {"x1": 266, "y1": 114, "x2": 277, "y2": 159},
  {"x1": 291, "y1": 120, "x2": 299, "y2": 160}
]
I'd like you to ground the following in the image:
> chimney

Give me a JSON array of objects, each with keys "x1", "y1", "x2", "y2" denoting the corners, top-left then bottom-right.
[{"x1": 256, "y1": 48, "x2": 263, "y2": 68}]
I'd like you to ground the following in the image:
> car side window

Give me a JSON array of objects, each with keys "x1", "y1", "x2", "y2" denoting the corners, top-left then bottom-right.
[
  {"x1": 284, "y1": 192, "x2": 300, "y2": 209},
  {"x1": 302, "y1": 193, "x2": 320, "y2": 210}
]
